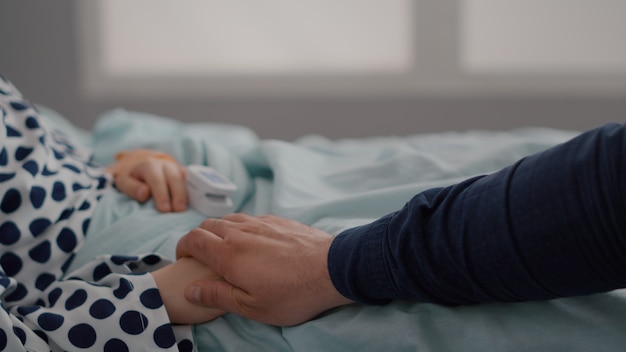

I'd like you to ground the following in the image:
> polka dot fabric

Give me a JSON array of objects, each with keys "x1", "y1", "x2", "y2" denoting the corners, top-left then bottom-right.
[{"x1": 0, "y1": 77, "x2": 194, "y2": 351}]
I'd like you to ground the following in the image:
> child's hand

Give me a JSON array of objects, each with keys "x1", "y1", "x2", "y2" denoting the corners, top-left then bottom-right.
[
  {"x1": 106, "y1": 149, "x2": 188, "y2": 212},
  {"x1": 151, "y1": 257, "x2": 225, "y2": 324}
]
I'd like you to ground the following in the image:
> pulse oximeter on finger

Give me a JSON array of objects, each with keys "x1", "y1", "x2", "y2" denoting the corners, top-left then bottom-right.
[{"x1": 186, "y1": 165, "x2": 237, "y2": 217}]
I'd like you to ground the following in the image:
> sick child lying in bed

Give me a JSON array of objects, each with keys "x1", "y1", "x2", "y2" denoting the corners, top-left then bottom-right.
[
  {"x1": 0, "y1": 76, "x2": 222, "y2": 351},
  {"x1": 4, "y1": 71, "x2": 626, "y2": 351}
]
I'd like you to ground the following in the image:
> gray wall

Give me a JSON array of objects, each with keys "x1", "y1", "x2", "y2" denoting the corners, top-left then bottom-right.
[{"x1": 1, "y1": 1, "x2": 624, "y2": 140}]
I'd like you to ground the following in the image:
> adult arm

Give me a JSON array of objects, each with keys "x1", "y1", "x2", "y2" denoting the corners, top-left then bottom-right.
[
  {"x1": 177, "y1": 123, "x2": 626, "y2": 325},
  {"x1": 330, "y1": 122, "x2": 626, "y2": 304}
]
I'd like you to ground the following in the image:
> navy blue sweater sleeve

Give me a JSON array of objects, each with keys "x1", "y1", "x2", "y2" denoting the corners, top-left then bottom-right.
[{"x1": 328, "y1": 123, "x2": 626, "y2": 305}]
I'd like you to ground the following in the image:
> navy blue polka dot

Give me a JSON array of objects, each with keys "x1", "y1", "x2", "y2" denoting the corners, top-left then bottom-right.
[
  {"x1": 56, "y1": 227, "x2": 77, "y2": 252},
  {"x1": 0, "y1": 172, "x2": 15, "y2": 182},
  {"x1": 48, "y1": 287, "x2": 63, "y2": 307},
  {"x1": 22, "y1": 160, "x2": 39, "y2": 176},
  {"x1": 41, "y1": 165, "x2": 57, "y2": 176},
  {"x1": 9, "y1": 101, "x2": 29, "y2": 111},
  {"x1": 51, "y1": 181, "x2": 66, "y2": 201},
  {"x1": 5, "y1": 125, "x2": 22, "y2": 137},
  {"x1": 61, "y1": 254, "x2": 75, "y2": 273},
  {"x1": 29, "y1": 218, "x2": 51, "y2": 237},
  {"x1": 14, "y1": 146, "x2": 33, "y2": 161},
  {"x1": 29, "y1": 186, "x2": 46, "y2": 209},
  {"x1": 104, "y1": 338, "x2": 129, "y2": 352},
  {"x1": 1, "y1": 188, "x2": 21, "y2": 214},
  {"x1": 72, "y1": 182, "x2": 90, "y2": 191},
  {"x1": 35, "y1": 273, "x2": 55, "y2": 291},
  {"x1": 16, "y1": 305, "x2": 40, "y2": 316},
  {"x1": 82, "y1": 218, "x2": 90, "y2": 236},
  {"x1": 62, "y1": 163, "x2": 81, "y2": 174},
  {"x1": 1, "y1": 252, "x2": 23, "y2": 276},
  {"x1": 153, "y1": 324, "x2": 176, "y2": 348},
  {"x1": 78, "y1": 200, "x2": 90, "y2": 211},
  {"x1": 0, "y1": 221, "x2": 21, "y2": 245},
  {"x1": 38, "y1": 312, "x2": 64, "y2": 331},
  {"x1": 119, "y1": 311, "x2": 148, "y2": 335},
  {"x1": 25, "y1": 116, "x2": 40, "y2": 129},
  {"x1": 0, "y1": 277, "x2": 10, "y2": 288},
  {"x1": 5, "y1": 283, "x2": 27, "y2": 302},
  {"x1": 97, "y1": 176, "x2": 107, "y2": 189},
  {"x1": 142, "y1": 254, "x2": 162, "y2": 265},
  {"x1": 178, "y1": 339, "x2": 194, "y2": 352},
  {"x1": 68, "y1": 323, "x2": 96, "y2": 348},
  {"x1": 140, "y1": 288, "x2": 163, "y2": 309},
  {"x1": 65, "y1": 289, "x2": 88, "y2": 310},
  {"x1": 13, "y1": 326, "x2": 26, "y2": 344},
  {"x1": 56, "y1": 207, "x2": 74, "y2": 223},
  {"x1": 110, "y1": 255, "x2": 138, "y2": 265},
  {"x1": 114, "y1": 278, "x2": 134, "y2": 299},
  {"x1": 0, "y1": 147, "x2": 7, "y2": 165},
  {"x1": 93, "y1": 263, "x2": 112, "y2": 281},
  {"x1": 52, "y1": 148, "x2": 64, "y2": 160},
  {"x1": 0, "y1": 326, "x2": 7, "y2": 350},
  {"x1": 28, "y1": 240, "x2": 51, "y2": 263},
  {"x1": 33, "y1": 329, "x2": 48, "y2": 343},
  {"x1": 89, "y1": 299, "x2": 116, "y2": 319}
]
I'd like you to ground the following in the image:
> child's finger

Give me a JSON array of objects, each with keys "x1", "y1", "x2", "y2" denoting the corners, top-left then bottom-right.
[
  {"x1": 164, "y1": 163, "x2": 188, "y2": 212},
  {"x1": 115, "y1": 175, "x2": 151, "y2": 202},
  {"x1": 135, "y1": 162, "x2": 172, "y2": 212}
]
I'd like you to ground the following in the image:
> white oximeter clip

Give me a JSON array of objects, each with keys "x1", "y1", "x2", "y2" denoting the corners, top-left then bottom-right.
[{"x1": 186, "y1": 165, "x2": 237, "y2": 217}]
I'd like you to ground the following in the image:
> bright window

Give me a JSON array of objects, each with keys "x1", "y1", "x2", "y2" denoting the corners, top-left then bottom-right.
[
  {"x1": 77, "y1": 0, "x2": 626, "y2": 98},
  {"x1": 98, "y1": 0, "x2": 414, "y2": 76},
  {"x1": 462, "y1": 0, "x2": 626, "y2": 73}
]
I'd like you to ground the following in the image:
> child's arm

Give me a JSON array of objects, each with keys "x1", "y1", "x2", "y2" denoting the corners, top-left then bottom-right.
[
  {"x1": 106, "y1": 149, "x2": 188, "y2": 213},
  {"x1": 151, "y1": 257, "x2": 226, "y2": 324},
  {"x1": 6, "y1": 254, "x2": 202, "y2": 350}
]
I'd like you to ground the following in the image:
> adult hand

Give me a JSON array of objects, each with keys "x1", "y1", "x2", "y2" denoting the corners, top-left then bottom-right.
[
  {"x1": 175, "y1": 213, "x2": 354, "y2": 326},
  {"x1": 106, "y1": 149, "x2": 188, "y2": 212}
]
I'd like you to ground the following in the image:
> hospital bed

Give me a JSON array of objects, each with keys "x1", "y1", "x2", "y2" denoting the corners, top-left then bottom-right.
[{"x1": 46, "y1": 106, "x2": 626, "y2": 352}]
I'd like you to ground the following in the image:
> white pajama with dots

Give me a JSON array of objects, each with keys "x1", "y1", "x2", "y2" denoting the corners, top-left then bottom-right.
[{"x1": 0, "y1": 77, "x2": 194, "y2": 351}]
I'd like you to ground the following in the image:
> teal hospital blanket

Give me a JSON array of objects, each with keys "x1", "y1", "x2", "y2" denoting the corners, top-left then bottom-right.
[{"x1": 59, "y1": 108, "x2": 626, "y2": 352}]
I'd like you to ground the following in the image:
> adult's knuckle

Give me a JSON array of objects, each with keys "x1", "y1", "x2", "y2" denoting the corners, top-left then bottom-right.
[
  {"x1": 235, "y1": 294, "x2": 264, "y2": 320},
  {"x1": 223, "y1": 213, "x2": 249, "y2": 222},
  {"x1": 184, "y1": 228, "x2": 208, "y2": 252},
  {"x1": 200, "y1": 218, "x2": 218, "y2": 229}
]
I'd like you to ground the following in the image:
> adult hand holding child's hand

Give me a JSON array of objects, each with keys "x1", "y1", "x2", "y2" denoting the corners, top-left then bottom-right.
[{"x1": 176, "y1": 214, "x2": 353, "y2": 326}]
